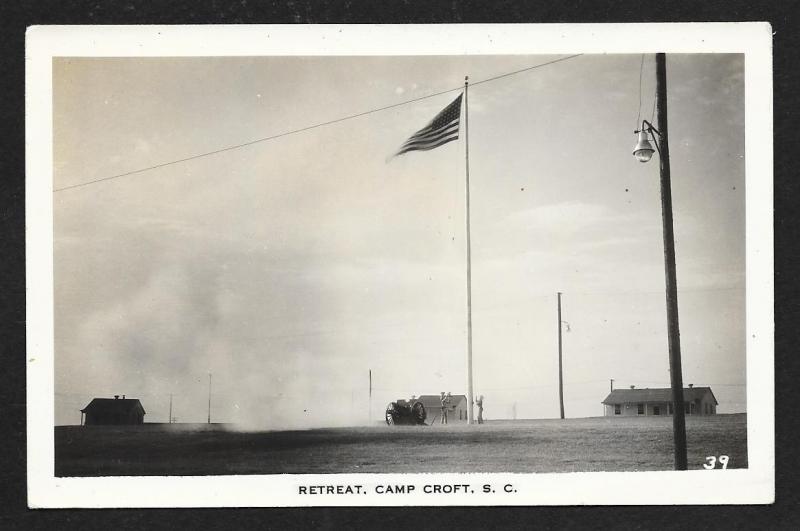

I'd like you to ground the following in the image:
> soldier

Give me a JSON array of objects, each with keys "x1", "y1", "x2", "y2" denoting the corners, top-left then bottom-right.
[
  {"x1": 476, "y1": 395, "x2": 484, "y2": 424},
  {"x1": 440, "y1": 392, "x2": 449, "y2": 424}
]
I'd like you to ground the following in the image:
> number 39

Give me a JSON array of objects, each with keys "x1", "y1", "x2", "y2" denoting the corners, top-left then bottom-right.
[{"x1": 703, "y1": 455, "x2": 729, "y2": 470}]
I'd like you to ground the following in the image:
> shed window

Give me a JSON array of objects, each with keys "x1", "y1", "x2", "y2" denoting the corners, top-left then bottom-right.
[
  {"x1": 614, "y1": 404, "x2": 620, "y2": 415},
  {"x1": 653, "y1": 406, "x2": 660, "y2": 416},
  {"x1": 637, "y1": 403, "x2": 644, "y2": 415}
]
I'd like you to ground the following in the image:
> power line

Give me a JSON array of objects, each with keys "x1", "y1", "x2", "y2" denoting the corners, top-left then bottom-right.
[
  {"x1": 635, "y1": 53, "x2": 644, "y2": 128},
  {"x1": 53, "y1": 54, "x2": 583, "y2": 193}
]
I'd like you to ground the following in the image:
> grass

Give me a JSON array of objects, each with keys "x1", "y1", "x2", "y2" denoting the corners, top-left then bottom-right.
[{"x1": 54, "y1": 413, "x2": 747, "y2": 476}]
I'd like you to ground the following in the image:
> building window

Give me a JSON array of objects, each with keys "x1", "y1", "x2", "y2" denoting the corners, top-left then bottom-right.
[
  {"x1": 637, "y1": 403, "x2": 644, "y2": 415},
  {"x1": 668, "y1": 403, "x2": 673, "y2": 414},
  {"x1": 614, "y1": 404, "x2": 620, "y2": 415},
  {"x1": 653, "y1": 406, "x2": 660, "y2": 416},
  {"x1": 684, "y1": 402, "x2": 690, "y2": 414}
]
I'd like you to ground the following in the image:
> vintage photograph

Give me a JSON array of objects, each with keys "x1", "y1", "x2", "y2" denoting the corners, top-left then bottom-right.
[{"x1": 27, "y1": 24, "x2": 773, "y2": 506}]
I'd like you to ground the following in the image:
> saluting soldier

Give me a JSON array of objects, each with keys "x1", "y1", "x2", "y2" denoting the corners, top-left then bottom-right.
[{"x1": 476, "y1": 395, "x2": 484, "y2": 424}]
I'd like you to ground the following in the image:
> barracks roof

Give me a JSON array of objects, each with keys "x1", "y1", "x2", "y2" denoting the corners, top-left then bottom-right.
[
  {"x1": 81, "y1": 397, "x2": 146, "y2": 415},
  {"x1": 415, "y1": 394, "x2": 467, "y2": 410},
  {"x1": 601, "y1": 387, "x2": 717, "y2": 405}
]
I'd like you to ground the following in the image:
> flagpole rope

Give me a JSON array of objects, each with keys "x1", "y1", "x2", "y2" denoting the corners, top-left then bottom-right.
[{"x1": 54, "y1": 54, "x2": 583, "y2": 193}]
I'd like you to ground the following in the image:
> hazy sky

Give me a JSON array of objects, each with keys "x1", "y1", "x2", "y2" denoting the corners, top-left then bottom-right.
[{"x1": 53, "y1": 54, "x2": 745, "y2": 427}]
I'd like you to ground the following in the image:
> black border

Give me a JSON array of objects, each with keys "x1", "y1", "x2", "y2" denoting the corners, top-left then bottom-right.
[{"x1": 2, "y1": 1, "x2": 797, "y2": 529}]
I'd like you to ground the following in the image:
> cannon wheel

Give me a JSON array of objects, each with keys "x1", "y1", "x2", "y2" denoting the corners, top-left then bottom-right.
[
  {"x1": 411, "y1": 401, "x2": 426, "y2": 425},
  {"x1": 385, "y1": 403, "x2": 396, "y2": 425}
]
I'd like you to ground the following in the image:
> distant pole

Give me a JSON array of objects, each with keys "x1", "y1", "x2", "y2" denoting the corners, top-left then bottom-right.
[
  {"x1": 369, "y1": 369, "x2": 372, "y2": 424},
  {"x1": 464, "y1": 75, "x2": 475, "y2": 425},
  {"x1": 169, "y1": 393, "x2": 173, "y2": 424},
  {"x1": 558, "y1": 292, "x2": 565, "y2": 419},
  {"x1": 207, "y1": 373, "x2": 212, "y2": 424},
  {"x1": 610, "y1": 378, "x2": 614, "y2": 392},
  {"x1": 655, "y1": 52, "x2": 687, "y2": 470}
]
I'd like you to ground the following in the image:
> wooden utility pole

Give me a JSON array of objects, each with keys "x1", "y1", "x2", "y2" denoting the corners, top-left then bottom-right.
[
  {"x1": 655, "y1": 52, "x2": 688, "y2": 470},
  {"x1": 369, "y1": 369, "x2": 372, "y2": 424},
  {"x1": 207, "y1": 373, "x2": 212, "y2": 424},
  {"x1": 557, "y1": 292, "x2": 565, "y2": 419}
]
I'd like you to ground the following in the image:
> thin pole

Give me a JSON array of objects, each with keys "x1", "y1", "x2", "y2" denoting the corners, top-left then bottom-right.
[
  {"x1": 169, "y1": 393, "x2": 173, "y2": 424},
  {"x1": 655, "y1": 52, "x2": 687, "y2": 470},
  {"x1": 557, "y1": 292, "x2": 565, "y2": 419},
  {"x1": 610, "y1": 378, "x2": 614, "y2": 392},
  {"x1": 464, "y1": 76, "x2": 474, "y2": 425},
  {"x1": 369, "y1": 369, "x2": 372, "y2": 424},
  {"x1": 207, "y1": 373, "x2": 212, "y2": 424}
]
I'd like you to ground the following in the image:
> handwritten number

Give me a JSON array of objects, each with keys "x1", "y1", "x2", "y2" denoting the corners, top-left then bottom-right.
[{"x1": 703, "y1": 455, "x2": 729, "y2": 469}]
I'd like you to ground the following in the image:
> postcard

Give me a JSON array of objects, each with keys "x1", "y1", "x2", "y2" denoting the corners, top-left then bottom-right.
[{"x1": 26, "y1": 23, "x2": 773, "y2": 507}]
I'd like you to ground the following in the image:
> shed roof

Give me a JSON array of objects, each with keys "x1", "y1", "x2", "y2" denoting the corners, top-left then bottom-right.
[
  {"x1": 601, "y1": 387, "x2": 717, "y2": 405},
  {"x1": 81, "y1": 397, "x2": 146, "y2": 415},
  {"x1": 415, "y1": 394, "x2": 468, "y2": 410}
]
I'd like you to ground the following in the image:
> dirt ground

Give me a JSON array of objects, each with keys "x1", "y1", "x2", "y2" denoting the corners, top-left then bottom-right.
[{"x1": 54, "y1": 413, "x2": 747, "y2": 476}]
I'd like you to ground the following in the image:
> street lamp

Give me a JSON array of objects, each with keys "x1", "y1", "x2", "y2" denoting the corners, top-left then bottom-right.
[
  {"x1": 631, "y1": 53, "x2": 688, "y2": 471},
  {"x1": 632, "y1": 122, "x2": 657, "y2": 163}
]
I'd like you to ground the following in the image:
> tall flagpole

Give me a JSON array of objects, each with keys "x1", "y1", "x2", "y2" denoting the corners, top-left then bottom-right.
[{"x1": 464, "y1": 76, "x2": 475, "y2": 425}]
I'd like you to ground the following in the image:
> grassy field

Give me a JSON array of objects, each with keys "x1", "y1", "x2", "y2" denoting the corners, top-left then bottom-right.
[{"x1": 55, "y1": 414, "x2": 746, "y2": 476}]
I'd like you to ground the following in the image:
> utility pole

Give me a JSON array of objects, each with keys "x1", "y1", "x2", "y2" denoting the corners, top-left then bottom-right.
[
  {"x1": 169, "y1": 393, "x2": 173, "y2": 424},
  {"x1": 207, "y1": 373, "x2": 212, "y2": 424},
  {"x1": 655, "y1": 52, "x2": 688, "y2": 470},
  {"x1": 557, "y1": 292, "x2": 565, "y2": 419},
  {"x1": 368, "y1": 369, "x2": 372, "y2": 424}
]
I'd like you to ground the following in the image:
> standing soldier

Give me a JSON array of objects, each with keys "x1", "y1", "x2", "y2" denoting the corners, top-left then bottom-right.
[
  {"x1": 476, "y1": 395, "x2": 484, "y2": 424},
  {"x1": 440, "y1": 392, "x2": 449, "y2": 424}
]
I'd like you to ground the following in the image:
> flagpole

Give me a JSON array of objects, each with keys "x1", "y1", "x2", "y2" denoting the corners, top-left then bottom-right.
[{"x1": 464, "y1": 76, "x2": 475, "y2": 425}]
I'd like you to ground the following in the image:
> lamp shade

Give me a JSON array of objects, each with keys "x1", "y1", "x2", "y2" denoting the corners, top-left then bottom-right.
[{"x1": 632, "y1": 130, "x2": 655, "y2": 163}]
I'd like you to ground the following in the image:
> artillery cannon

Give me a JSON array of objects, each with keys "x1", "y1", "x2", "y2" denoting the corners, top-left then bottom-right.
[{"x1": 385, "y1": 398, "x2": 427, "y2": 425}]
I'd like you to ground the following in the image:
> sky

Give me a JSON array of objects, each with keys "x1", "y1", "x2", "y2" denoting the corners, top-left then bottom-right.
[{"x1": 52, "y1": 54, "x2": 746, "y2": 427}]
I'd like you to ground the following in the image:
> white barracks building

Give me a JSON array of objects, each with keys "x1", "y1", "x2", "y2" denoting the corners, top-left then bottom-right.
[{"x1": 602, "y1": 385, "x2": 718, "y2": 417}]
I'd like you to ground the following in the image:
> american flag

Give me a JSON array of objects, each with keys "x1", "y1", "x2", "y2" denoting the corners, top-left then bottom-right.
[{"x1": 394, "y1": 93, "x2": 463, "y2": 157}]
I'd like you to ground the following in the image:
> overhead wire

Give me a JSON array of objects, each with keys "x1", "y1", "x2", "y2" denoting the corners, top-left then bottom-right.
[
  {"x1": 53, "y1": 54, "x2": 583, "y2": 193},
  {"x1": 635, "y1": 53, "x2": 644, "y2": 128},
  {"x1": 650, "y1": 56, "x2": 657, "y2": 123}
]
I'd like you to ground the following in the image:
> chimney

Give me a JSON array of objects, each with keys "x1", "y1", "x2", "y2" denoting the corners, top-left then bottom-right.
[
  {"x1": 114, "y1": 395, "x2": 119, "y2": 399},
  {"x1": 630, "y1": 385, "x2": 635, "y2": 389},
  {"x1": 688, "y1": 384, "x2": 693, "y2": 388},
  {"x1": 122, "y1": 394, "x2": 126, "y2": 399}
]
